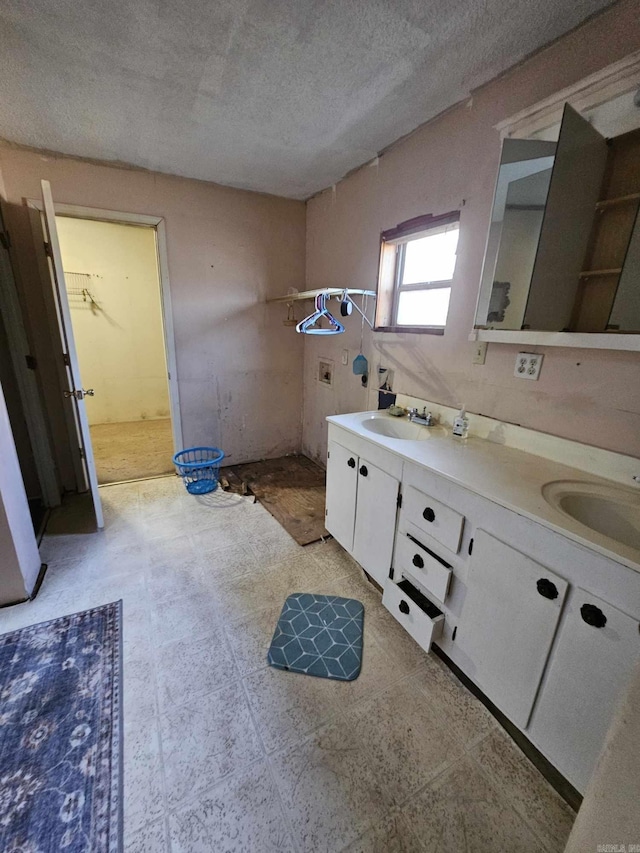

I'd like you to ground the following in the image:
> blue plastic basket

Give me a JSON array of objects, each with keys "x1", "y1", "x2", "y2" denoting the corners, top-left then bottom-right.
[{"x1": 173, "y1": 446, "x2": 225, "y2": 495}]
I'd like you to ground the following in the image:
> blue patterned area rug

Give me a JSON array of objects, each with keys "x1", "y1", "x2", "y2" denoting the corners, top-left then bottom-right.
[
  {"x1": 268, "y1": 593, "x2": 364, "y2": 680},
  {"x1": 0, "y1": 602, "x2": 123, "y2": 853}
]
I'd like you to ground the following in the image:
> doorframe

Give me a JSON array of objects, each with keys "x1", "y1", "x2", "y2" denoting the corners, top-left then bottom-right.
[
  {"x1": 0, "y1": 173, "x2": 60, "y2": 508},
  {"x1": 26, "y1": 200, "x2": 184, "y2": 454}
]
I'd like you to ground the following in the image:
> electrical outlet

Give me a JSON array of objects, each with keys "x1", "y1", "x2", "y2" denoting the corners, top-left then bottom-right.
[
  {"x1": 472, "y1": 341, "x2": 488, "y2": 365},
  {"x1": 514, "y1": 352, "x2": 544, "y2": 381}
]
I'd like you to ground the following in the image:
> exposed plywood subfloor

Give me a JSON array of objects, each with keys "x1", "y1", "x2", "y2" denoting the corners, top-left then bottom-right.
[
  {"x1": 221, "y1": 455, "x2": 328, "y2": 546},
  {"x1": 90, "y1": 418, "x2": 174, "y2": 484}
]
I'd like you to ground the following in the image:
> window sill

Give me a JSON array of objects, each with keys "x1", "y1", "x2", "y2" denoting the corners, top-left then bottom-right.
[{"x1": 374, "y1": 325, "x2": 445, "y2": 335}]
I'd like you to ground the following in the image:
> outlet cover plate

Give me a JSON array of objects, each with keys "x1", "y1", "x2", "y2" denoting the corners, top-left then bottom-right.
[{"x1": 515, "y1": 352, "x2": 543, "y2": 380}]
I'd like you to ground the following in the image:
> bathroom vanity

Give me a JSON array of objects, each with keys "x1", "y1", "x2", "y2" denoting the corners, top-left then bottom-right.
[{"x1": 325, "y1": 409, "x2": 640, "y2": 794}]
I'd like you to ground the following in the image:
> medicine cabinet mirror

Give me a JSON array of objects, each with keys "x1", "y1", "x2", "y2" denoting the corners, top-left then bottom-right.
[{"x1": 474, "y1": 87, "x2": 640, "y2": 349}]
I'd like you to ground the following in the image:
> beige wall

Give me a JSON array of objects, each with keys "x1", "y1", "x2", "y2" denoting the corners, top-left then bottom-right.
[
  {"x1": 0, "y1": 150, "x2": 306, "y2": 465},
  {"x1": 56, "y1": 217, "x2": 170, "y2": 426},
  {"x1": 303, "y1": 0, "x2": 640, "y2": 464}
]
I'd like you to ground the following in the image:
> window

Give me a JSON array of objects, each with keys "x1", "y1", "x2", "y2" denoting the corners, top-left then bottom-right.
[{"x1": 375, "y1": 211, "x2": 460, "y2": 333}]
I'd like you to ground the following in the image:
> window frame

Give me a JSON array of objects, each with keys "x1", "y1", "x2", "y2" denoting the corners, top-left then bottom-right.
[{"x1": 374, "y1": 210, "x2": 460, "y2": 334}]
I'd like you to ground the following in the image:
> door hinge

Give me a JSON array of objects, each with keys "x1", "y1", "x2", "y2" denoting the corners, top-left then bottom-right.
[
  {"x1": 0, "y1": 230, "x2": 10, "y2": 251},
  {"x1": 25, "y1": 354, "x2": 37, "y2": 370},
  {"x1": 43, "y1": 241, "x2": 53, "y2": 258},
  {"x1": 327, "y1": 450, "x2": 330, "y2": 459},
  {"x1": 396, "y1": 492, "x2": 402, "y2": 508},
  {"x1": 62, "y1": 353, "x2": 71, "y2": 367},
  {"x1": 452, "y1": 626, "x2": 457, "y2": 642},
  {"x1": 79, "y1": 447, "x2": 85, "y2": 459},
  {"x1": 468, "y1": 537, "x2": 474, "y2": 556},
  {"x1": 388, "y1": 567, "x2": 394, "y2": 580},
  {"x1": 325, "y1": 508, "x2": 328, "y2": 517}
]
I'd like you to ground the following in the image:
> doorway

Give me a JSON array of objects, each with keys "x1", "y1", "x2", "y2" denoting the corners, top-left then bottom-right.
[{"x1": 55, "y1": 216, "x2": 177, "y2": 485}]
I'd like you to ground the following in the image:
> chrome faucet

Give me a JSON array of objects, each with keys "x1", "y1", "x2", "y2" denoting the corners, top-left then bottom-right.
[{"x1": 408, "y1": 407, "x2": 438, "y2": 426}]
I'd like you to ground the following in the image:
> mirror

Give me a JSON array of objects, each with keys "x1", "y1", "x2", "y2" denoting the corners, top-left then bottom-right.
[
  {"x1": 608, "y1": 208, "x2": 640, "y2": 331},
  {"x1": 475, "y1": 96, "x2": 640, "y2": 336},
  {"x1": 475, "y1": 139, "x2": 555, "y2": 329}
]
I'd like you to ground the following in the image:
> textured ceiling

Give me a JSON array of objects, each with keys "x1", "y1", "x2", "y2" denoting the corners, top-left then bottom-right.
[{"x1": 0, "y1": 0, "x2": 615, "y2": 199}]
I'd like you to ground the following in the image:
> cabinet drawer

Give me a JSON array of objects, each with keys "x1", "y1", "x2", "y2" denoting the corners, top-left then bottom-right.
[
  {"x1": 382, "y1": 578, "x2": 444, "y2": 653},
  {"x1": 394, "y1": 532, "x2": 452, "y2": 603},
  {"x1": 403, "y1": 485, "x2": 464, "y2": 554}
]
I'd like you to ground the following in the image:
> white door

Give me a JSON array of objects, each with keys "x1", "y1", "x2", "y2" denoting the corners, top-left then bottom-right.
[
  {"x1": 40, "y1": 180, "x2": 103, "y2": 528},
  {"x1": 352, "y1": 458, "x2": 400, "y2": 587},
  {"x1": 325, "y1": 440, "x2": 358, "y2": 552},
  {"x1": 528, "y1": 588, "x2": 640, "y2": 792},
  {"x1": 457, "y1": 530, "x2": 568, "y2": 728}
]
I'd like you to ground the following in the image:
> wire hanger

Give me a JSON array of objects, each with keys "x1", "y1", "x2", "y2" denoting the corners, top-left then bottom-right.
[{"x1": 296, "y1": 292, "x2": 345, "y2": 335}]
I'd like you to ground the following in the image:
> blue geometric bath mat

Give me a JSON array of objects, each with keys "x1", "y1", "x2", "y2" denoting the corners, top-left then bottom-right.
[
  {"x1": 267, "y1": 593, "x2": 364, "y2": 681},
  {"x1": 0, "y1": 601, "x2": 123, "y2": 853}
]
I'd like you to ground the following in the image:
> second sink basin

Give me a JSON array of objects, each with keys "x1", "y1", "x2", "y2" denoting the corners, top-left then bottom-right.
[
  {"x1": 361, "y1": 415, "x2": 446, "y2": 441},
  {"x1": 542, "y1": 480, "x2": 640, "y2": 552}
]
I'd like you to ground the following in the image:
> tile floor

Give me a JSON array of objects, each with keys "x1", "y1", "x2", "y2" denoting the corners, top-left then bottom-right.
[{"x1": 0, "y1": 475, "x2": 576, "y2": 853}]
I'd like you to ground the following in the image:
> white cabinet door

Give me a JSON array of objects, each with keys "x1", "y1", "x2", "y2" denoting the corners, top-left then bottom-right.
[
  {"x1": 457, "y1": 530, "x2": 568, "y2": 728},
  {"x1": 325, "y1": 440, "x2": 358, "y2": 552},
  {"x1": 352, "y1": 458, "x2": 399, "y2": 587},
  {"x1": 529, "y1": 589, "x2": 640, "y2": 793}
]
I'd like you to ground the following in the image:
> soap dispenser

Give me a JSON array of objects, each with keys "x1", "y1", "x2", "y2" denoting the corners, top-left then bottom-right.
[{"x1": 452, "y1": 407, "x2": 469, "y2": 439}]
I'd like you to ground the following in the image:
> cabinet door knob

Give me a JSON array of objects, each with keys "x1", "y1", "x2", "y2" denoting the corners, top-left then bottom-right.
[
  {"x1": 399, "y1": 600, "x2": 410, "y2": 615},
  {"x1": 581, "y1": 603, "x2": 607, "y2": 628},
  {"x1": 359, "y1": 465, "x2": 368, "y2": 477},
  {"x1": 536, "y1": 578, "x2": 558, "y2": 600},
  {"x1": 412, "y1": 554, "x2": 424, "y2": 569},
  {"x1": 422, "y1": 507, "x2": 435, "y2": 522},
  {"x1": 347, "y1": 457, "x2": 356, "y2": 468}
]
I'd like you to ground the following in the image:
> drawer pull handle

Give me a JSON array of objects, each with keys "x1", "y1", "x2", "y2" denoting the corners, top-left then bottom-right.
[
  {"x1": 399, "y1": 600, "x2": 410, "y2": 615},
  {"x1": 536, "y1": 578, "x2": 558, "y2": 600},
  {"x1": 359, "y1": 465, "x2": 368, "y2": 477},
  {"x1": 412, "y1": 554, "x2": 424, "y2": 569},
  {"x1": 581, "y1": 603, "x2": 607, "y2": 628},
  {"x1": 347, "y1": 457, "x2": 356, "y2": 468},
  {"x1": 422, "y1": 507, "x2": 435, "y2": 522}
]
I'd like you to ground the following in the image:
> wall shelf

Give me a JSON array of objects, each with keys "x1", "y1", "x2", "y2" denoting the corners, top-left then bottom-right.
[
  {"x1": 579, "y1": 268, "x2": 622, "y2": 278},
  {"x1": 469, "y1": 328, "x2": 640, "y2": 351},
  {"x1": 595, "y1": 193, "x2": 640, "y2": 209},
  {"x1": 267, "y1": 287, "x2": 376, "y2": 304}
]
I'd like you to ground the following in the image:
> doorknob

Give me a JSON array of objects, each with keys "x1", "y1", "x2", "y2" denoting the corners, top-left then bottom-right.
[{"x1": 63, "y1": 389, "x2": 95, "y2": 400}]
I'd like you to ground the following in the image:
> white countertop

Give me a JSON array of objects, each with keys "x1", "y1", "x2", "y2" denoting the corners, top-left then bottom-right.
[{"x1": 327, "y1": 410, "x2": 640, "y2": 573}]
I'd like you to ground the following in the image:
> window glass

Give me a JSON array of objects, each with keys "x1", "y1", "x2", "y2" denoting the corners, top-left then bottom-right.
[
  {"x1": 396, "y1": 287, "x2": 451, "y2": 327},
  {"x1": 402, "y1": 227, "x2": 459, "y2": 285}
]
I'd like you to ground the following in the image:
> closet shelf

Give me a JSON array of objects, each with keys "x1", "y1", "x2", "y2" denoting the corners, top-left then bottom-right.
[
  {"x1": 595, "y1": 193, "x2": 640, "y2": 209},
  {"x1": 579, "y1": 268, "x2": 622, "y2": 278},
  {"x1": 267, "y1": 287, "x2": 376, "y2": 304}
]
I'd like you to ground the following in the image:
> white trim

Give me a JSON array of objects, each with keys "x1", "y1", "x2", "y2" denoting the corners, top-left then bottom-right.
[
  {"x1": 155, "y1": 219, "x2": 183, "y2": 451},
  {"x1": 27, "y1": 199, "x2": 183, "y2": 451},
  {"x1": 497, "y1": 49, "x2": 640, "y2": 140},
  {"x1": 469, "y1": 329, "x2": 640, "y2": 352}
]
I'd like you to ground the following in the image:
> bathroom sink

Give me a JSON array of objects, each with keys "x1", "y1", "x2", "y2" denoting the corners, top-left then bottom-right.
[
  {"x1": 361, "y1": 415, "x2": 446, "y2": 441},
  {"x1": 542, "y1": 480, "x2": 640, "y2": 551}
]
